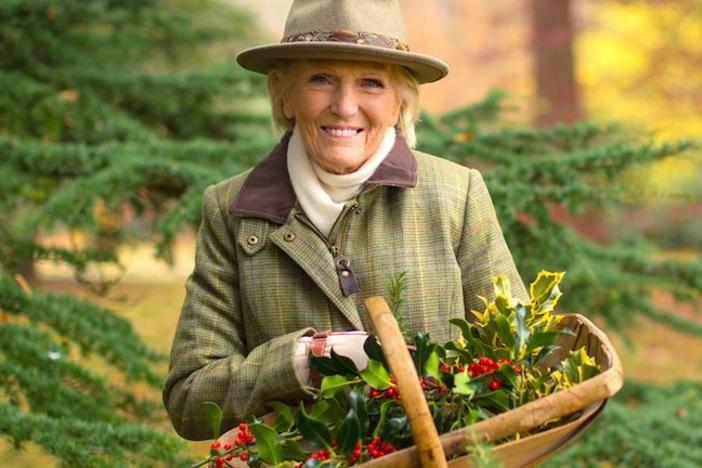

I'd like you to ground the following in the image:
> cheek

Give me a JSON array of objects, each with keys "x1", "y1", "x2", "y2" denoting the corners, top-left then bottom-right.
[{"x1": 370, "y1": 100, "x2": 400, "y2": 127}]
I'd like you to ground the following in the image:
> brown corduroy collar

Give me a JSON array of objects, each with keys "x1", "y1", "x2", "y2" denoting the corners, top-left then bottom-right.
[{"x1": 229, "y1": 132, "x2": 418, "y2": 224}]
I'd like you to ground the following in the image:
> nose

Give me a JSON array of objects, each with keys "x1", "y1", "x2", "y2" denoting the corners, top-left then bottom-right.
[{"x1": 330, "y1": 84, "x2": 358, "y2": 118}]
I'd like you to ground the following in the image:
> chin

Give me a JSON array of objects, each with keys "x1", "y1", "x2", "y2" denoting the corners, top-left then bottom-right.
[{"x1": 318, "y1": 152, "x2": 364, "y2": 173}]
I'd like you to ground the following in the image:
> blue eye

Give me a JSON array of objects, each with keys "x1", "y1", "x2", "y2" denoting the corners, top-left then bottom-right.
[
  {"x1": 363, "y1": 79, "x2": 384, "y2": 88},
  {"x1": 310, "y1": 74, "x2": 330, "y2": 84}
]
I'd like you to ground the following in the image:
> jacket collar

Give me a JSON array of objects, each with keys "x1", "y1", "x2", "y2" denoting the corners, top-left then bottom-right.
[{"x1": 229, "y1": 131, "x2": 417, "y2": 223}]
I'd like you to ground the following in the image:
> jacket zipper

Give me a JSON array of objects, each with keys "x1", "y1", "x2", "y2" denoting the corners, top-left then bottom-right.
[{"x1": 296, "y1": 202, "x2": 361, "y2": 296}]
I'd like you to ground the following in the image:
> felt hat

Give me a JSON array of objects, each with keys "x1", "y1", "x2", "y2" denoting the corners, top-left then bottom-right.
[{"x1": 236, "y1": 0, "x2": 449, "y2": 83}]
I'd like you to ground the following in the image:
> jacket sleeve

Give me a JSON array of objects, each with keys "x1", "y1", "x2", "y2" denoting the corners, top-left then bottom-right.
[
  {"x1": 457, "y1": 169, "x2": 529, "y2": 315},
  {"x1": 162, "y1": 185, "x2": 315, "y2": 441}
]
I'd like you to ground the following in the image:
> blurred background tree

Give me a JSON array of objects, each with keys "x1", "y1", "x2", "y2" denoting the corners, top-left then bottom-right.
[
  {"x1": 0, "y1": 0, "x2": 270, "y2": 465},
  {"x1": 1, "y1": 0, "x2": 700, "y2": 466}
]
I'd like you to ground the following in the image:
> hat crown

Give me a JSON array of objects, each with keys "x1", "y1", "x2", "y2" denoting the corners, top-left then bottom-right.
[{"x1": 283, "y1": 0, "x2": 406, "y2": 41}]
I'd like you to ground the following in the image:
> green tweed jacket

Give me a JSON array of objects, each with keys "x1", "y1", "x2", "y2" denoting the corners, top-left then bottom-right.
[{"x1": 162, "y1": 133, "x2": 528, "y2": 440}]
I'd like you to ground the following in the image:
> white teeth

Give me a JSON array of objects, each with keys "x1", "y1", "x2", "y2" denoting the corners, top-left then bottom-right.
[{"x1": 325, "y1": 127, "x2": 359, "y2": 137}]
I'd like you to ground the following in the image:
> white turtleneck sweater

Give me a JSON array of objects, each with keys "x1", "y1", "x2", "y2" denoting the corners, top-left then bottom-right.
[{"x1": 287, "y1": 125, "x2": 396, "y2": 237}]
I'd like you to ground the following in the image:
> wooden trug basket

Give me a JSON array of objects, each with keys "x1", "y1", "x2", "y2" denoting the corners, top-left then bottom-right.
[{"x1": 359, "y1": 297, "x2": 624, "y2": 468}]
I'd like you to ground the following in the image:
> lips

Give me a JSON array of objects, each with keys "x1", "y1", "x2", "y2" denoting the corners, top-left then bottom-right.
[{"x1": 321, "y1": 126, "x2": 363, "y2": 137}]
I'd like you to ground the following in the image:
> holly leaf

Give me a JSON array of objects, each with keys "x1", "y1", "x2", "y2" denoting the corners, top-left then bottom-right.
[
  {"x1": 203, "y1": 401, "x2": 223, "y2": 440},
  {"x1": 443, "y1": 341, "x2": 473, "y2": 362},
  {"x1": 453, "y1": 372, "x2": 490, "y2": 396},
  {"x1": 360, "y1": 359, "x2": 391, "y2": 390},
  {"x1": 380, "y1": 416, "x2": 408, "y2": 444},
  {"x1": 513, "y1": 302, "x2": 530, "y2": 354},
  {"x1": 320, "y1": 375, "x2": 356, "y2": 398},
  {"x1": 476, "y1": 388, "x2": 511, "y2": 412},
  {"x1": 310, "y1": 348, "x2": 359, "y2": 377},
  {"x1": 348, "y1": 389, "x2": 369, "y2": 434},
  {"x1": 310, "y1": 356, "x2": 341, "y2": 376},
  {"x1": 494, "y1": 314, "x2": 515, "y2": 349},
  {"x1": 413, "y1": 332, "x2": 432, "y2": 376},
  {"x1": 249, "y1": 422, "x2": 284, "y2": 465},
  {"x1": 450, "y1": 318, "x2": 494, "y2": 357},
  {"x1": 280, "y1": 439, "x2": 307, "y2": 461},
  {"x1": 309, "y1": 400, "x2": 331, "y2": 423},
  {"x1": 296, "y1": 405, "x2": 332, "y2": 449},
  {"x1": 425, "y1": 350, "x2": 441, "y2": 381},
  {"x1": 265, "y1": 401, "x2": 295, "y2": 433},
  {"x1": 363, "y1": 335, "x2": 387, "y2": 367},
  {"x1": 373, "y1": 400, "x2": 394, "y2": 437},
  {"x1": 493, "y1": 274, "x2": 512, "y2": 302},
  {"x1": 336, "y1": 409, "x2": 362, "y2": 456},
  {"x1": 330, "y1": 347, "x2": 362, "y2": 375},
  {"x1": 449, "y1": 318, "x2": 473, "y2": 341},
  {"x1": 530, "y1": 270, "x2": 565, "y2": 314},
  {"x1": 497, "y1": 364, "x2": 517, "y2": 388},
  {"x1": 533, "y1": 345, "x2": 561, "y2": 367},
  {"x1": 525, "y1": 331, "x2": 562, "y2": 356},
  {"x1": 430, "y1": 402, "x2": 444, "y2": 432}
]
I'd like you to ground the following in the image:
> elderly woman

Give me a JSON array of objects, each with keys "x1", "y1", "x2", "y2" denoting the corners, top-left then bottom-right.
[{"x1": 163, "y1": 0, "x2": 528, "y2": 441}]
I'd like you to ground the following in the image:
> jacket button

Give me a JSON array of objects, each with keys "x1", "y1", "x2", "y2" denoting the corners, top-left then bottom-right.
[
  {"x1": 247, "y1": 235, "x2": 258, "y2": 245},
  {"x1": 284, "y1": 232, "x2": 296, "y2": 242}
]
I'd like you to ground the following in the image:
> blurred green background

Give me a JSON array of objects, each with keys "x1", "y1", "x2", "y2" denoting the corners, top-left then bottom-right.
[{"x1": 1, "y1": 0, "x2": 700, "y2": 466}]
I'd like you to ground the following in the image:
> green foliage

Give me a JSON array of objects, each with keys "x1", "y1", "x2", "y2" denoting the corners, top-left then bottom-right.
[
  {"x1": 544, "y1": 380, "x2": 702, "y2": 467},
  {"x1": 417, "y1": 96, "x2": 702, "y2": 338},
  {"x1": 0, "y1": 0, "x2": 267, "y2": 465},
  {"x1": 386, "y1": 271, "x2": 411, "y2": 342},
  {"x1": 0, "y1": 404, "x2": 188, "y2": 468}
]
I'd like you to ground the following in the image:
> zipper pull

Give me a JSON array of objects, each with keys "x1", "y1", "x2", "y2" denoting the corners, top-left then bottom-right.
[{"x1": 334, "y1": 254, "x2": 360, "y2": 296}]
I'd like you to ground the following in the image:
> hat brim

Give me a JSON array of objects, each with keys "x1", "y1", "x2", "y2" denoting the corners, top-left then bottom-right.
[{"x1": 236, "y1": 42, "x2": 449, "y2": 84}]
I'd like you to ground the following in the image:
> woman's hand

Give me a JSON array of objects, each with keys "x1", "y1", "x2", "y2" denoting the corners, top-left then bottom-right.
[
  {"x1": 313, "y1": 331, "x2": 370, "y2": 371},
  {"x1": 295, "y1": 331, "x2": 369, "y2": 386}
]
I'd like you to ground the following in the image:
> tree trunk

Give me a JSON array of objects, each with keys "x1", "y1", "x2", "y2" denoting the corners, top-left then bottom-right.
[{"x1": 532, "y1": 0, "x2": 582, "y2": 126}]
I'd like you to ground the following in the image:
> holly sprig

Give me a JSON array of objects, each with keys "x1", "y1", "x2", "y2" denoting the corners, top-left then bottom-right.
[{"x1": 197, "y1": 271, "x2": 600, "y2": 467}]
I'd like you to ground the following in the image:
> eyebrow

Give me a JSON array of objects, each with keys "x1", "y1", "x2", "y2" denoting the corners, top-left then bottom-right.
[
  {"x1": 306, "y1": 67, "x2": 390, "y2": 78},
  {"x1": 304, "y1": 61, "x2": 390, "y2": 74}
]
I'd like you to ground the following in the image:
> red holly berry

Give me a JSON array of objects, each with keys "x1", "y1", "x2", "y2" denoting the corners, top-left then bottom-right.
[
  {"x1": 225, "y1": 453, "x2": 233, "y2": 461},
  {"x1": 489, "y1": 378, "x2": 502, "y2": 391},
  {"x1": 214, "y1": 457, "x2": 224, "y2": 467},
  {"x1": 239, "y1": 452, "x2": 248, "y2": 461},
  {"x1": 222, "y1": 443, "x2": 231, "y2": 450},
  {"x1": 440, "y1": 363, "x2": 451, "y2": 373},
  {"x1": 238, "y1": 422, "x2": 247, "y2": 431},
  {"x1": 370, "y1": 389, "x2": 381, "y2": 398},
  {"x1": 210, "y1": 441, "x2": 221, "y2": 449},
  {"x1": 384, "y1": 387, "x2": 396, "y2": 399}
]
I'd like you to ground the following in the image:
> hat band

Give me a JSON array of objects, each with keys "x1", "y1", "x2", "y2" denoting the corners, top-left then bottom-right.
[{"x1": 281, "y1": 30, "x2": 410, "y2": 52}]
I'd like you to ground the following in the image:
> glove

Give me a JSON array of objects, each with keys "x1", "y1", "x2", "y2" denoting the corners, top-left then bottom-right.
[{"x1": 294, "y1": 331, "x2": 369, "y2": 386}]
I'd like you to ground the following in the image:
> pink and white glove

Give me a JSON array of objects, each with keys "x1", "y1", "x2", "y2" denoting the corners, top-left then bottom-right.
[{"x1": 295, "y1": 331, "x2": 369, "y2": 386}]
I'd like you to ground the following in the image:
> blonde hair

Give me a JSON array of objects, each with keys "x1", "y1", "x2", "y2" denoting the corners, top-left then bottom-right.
[{"x1": 267, "y1": 60, "x2": 420, "y2": 148}]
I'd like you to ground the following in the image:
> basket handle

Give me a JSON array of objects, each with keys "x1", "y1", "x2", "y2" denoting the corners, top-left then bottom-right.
[{"x1": 364, "y1": 296, "x2": 448, "y2": 468}]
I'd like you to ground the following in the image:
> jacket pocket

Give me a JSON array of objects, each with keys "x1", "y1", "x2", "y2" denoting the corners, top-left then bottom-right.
[{"x1": 236, "y1": 218, "x2": 269, "y2": 255}]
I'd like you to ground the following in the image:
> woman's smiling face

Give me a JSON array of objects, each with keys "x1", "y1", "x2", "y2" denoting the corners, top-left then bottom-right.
[{"x1": 283, "y1": 60, "x2": 402, "y2": 175}]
